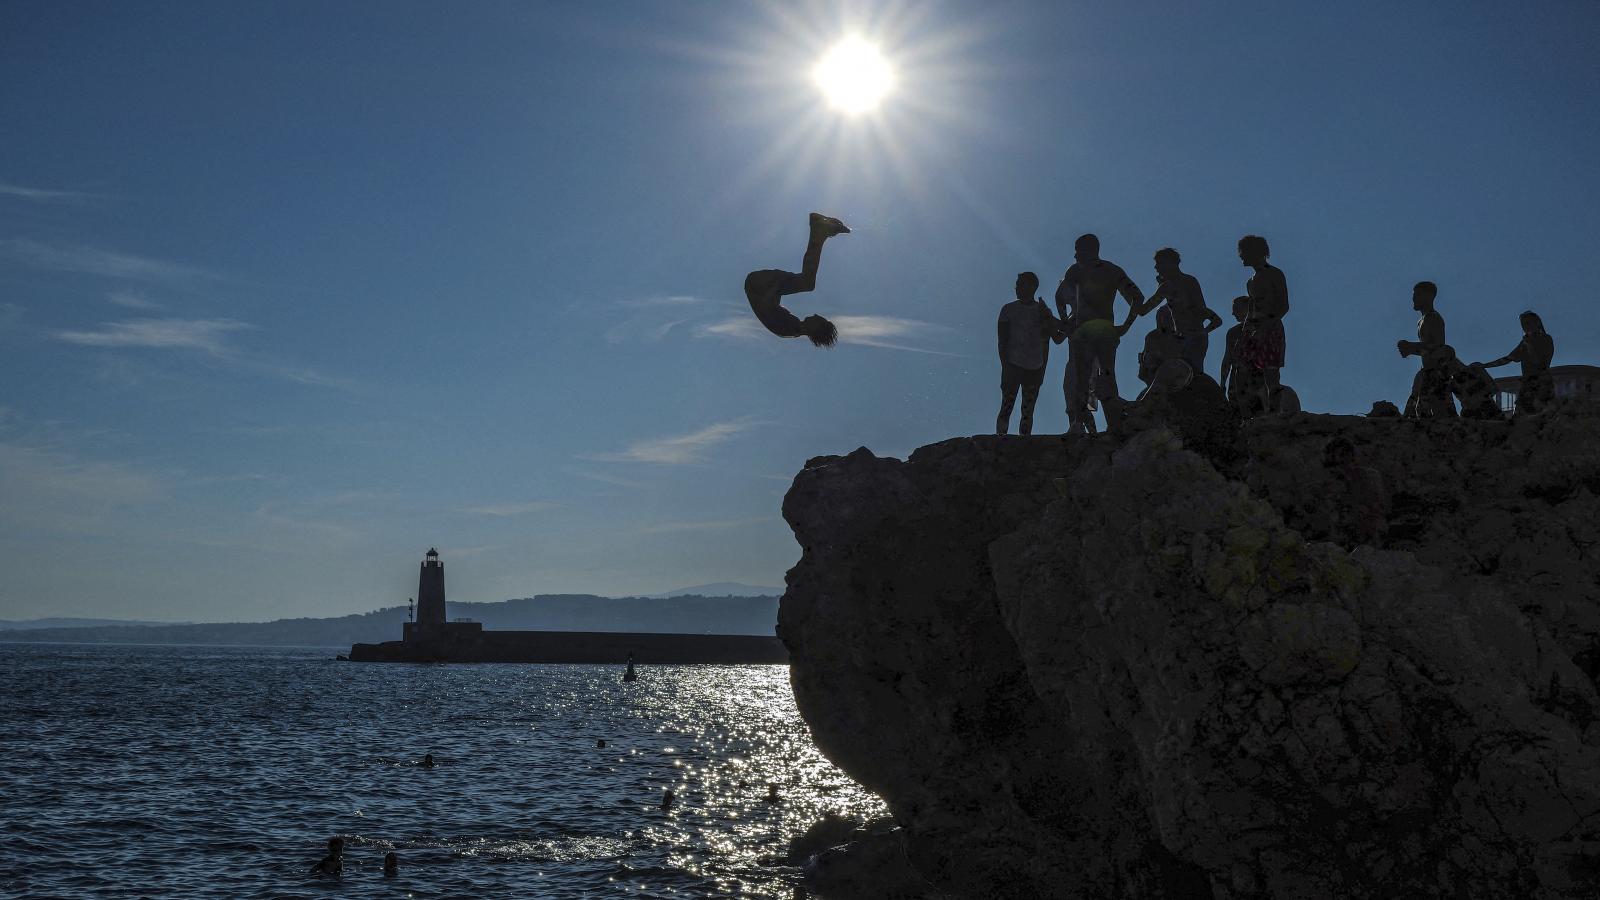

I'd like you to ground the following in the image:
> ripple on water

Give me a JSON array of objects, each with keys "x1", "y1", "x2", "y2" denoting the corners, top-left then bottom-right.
[{"x1": 0, "y1": 644, "x2": 884, "y2": 898}]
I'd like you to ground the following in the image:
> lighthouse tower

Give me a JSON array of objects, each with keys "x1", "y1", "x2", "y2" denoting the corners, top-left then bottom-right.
[{"x1": 415, "y1": 548, "x2": 447, "y2": 627}]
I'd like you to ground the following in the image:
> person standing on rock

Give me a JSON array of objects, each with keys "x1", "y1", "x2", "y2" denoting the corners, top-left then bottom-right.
[
  {"x1": 1473, "y1": 311, "x2": 1556, "y2": 415},
  {"x1": 743, "y1": 212, "x2": 851, "y2": 347},
  {"x1": 1397, "y1": 281, "x2": 1455, "y2": 418},
  {"x1": 996, "y1": 271, "x2": 1060, "y2": 435},
  {"x1": 1236, "y1": 235, "x2": 1289, "y2": 415},
  {"x1": 1055, "y1": 234, "x2": 1146, "y2": 433},
  {"x1": 1126, "y1": 247, "x2": 1221, "y2": 373}
]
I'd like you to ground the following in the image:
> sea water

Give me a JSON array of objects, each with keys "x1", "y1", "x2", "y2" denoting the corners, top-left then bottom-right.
[{"x1": 0, "y1": 643, "x2": 885, "y2": 898}]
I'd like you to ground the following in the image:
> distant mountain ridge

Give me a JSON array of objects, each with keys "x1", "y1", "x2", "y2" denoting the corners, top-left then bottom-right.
[
  {"x1": 645, "y1": 582, "x2": 783, "y2": 599},
  {"x1": 0, "y1": 617, "x2": 185, "y2": 631},
  {"x1": 0, "y1": 594, "x2": 778, "y2": 648}
]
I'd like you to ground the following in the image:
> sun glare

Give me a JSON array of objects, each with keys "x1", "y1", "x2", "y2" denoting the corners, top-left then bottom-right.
[{"x1": 812, "y1": 36, "x2": 895, "y2": 114}]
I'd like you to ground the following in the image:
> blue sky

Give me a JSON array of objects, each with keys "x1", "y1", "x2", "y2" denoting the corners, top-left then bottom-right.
[{"x1": 3, "y1": 1, "x2": 1597, "y2": 621}]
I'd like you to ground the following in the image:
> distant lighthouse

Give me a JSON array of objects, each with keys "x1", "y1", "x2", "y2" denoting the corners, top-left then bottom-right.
[{"x1": 416, "y1": 548, "x2": 447, "y2": 627}]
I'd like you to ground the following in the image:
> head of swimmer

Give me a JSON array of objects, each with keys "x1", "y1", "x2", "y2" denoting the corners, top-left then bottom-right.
[
  {"x1": 1073, "y1": 234, "x2": 1100, "y2": 265},
  {"x1": 1014, "y1": 271, "x2": 1039, "y2": 302}
]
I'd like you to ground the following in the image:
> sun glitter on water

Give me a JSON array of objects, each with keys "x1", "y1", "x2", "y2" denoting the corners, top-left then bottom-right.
[{"x1": 811, "y1": 36, "x2": 895, "y2": 114}]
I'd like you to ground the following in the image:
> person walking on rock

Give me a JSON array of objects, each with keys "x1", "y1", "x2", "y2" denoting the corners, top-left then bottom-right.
[
  {"x1": 743, "y1": 213, "x2": 851, "y2": 347},
  {"x1": 1397, "y1": 281, "x2": 1454, "y2": 418},
  {"x1": 996, "y1": 272, "x2": 1059, "y2": 435},
  {"x1": 1055, "y1": 234, "x2": 1145, "y2": 433}
]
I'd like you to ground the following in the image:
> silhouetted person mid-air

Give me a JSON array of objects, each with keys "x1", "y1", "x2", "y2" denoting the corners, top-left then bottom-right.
[
  {"x1": 310, "y1": 837, "x2": 344, "y2": 877},
  {"x1": 1131, "y1": 247, "x2": 1221, "y2": 373},
  {"x1": 743, "y1": 213, "x2": 850, "y2": 347},
  {"x1": 1236, "y1": 235, "x2": 1289, "y2": 415},
  {"x1": 1397, "y1": 281, "x2": 1455, "y2": 418},
  {"x1": 996, "y1": 271, "x2": 1060, "y2": 435},
  {"x1": 1474, "y1": 311, "x2": 1556, "y2": 414},
  {"x1": 1055, "y1": 234, "x2": 1145, "y2": 433}
]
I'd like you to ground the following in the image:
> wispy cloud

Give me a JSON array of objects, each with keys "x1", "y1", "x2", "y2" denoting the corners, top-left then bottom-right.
[
  {"x1": 595, "y1": 421, "x2": 751, "y2": 464},
  {"x1": 566, "y1": 467, "x2": 651, "y2": 489},
  {"x1": 460, "y1": 501, "x2": 556, "y2": 517},
  {"x1": 624, "y1": 295, "x2": 709, "y2": 309},
  {"x1": 55, "y1": 318, "x2": 250, "y2": 353},
  {"x1": 604, "y1": 295, "x2": 713, "y2": 343},
  {"x1": 695, "y1": 314, "x2": 959, "y2": 355},
  {"x1": 0, "y1": 183, "x2": 99, "y2": 203},
  {"x1": 107, "y1": 291, "x2": 162, "y2": 310},
  {"x1": 637, "y1": 516, "x2": 772, "y2": 534},
  {"x1": 51, "y1": 317, "x2": 354, "y2": 389},
  {"x1": 0, "y1": 239, "x2": 212, "y2": 284},
  {"x1": 0, "y1": 302, "x2": 22, "y2": 332}
]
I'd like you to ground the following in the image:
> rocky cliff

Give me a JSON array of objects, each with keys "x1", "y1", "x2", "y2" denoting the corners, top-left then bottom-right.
[{"x1": 779, "y1": 409, "x2": 1600, "y2": 899}]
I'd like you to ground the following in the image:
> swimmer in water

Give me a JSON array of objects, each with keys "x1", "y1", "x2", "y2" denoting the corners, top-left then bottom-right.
[
  {"x1": 765, "y1": 783, "x2": 781, "y2": 804},
  {"x1": 420, "y1": 753, "x2": 435, "y2": 768},
  {"x1": 661, "y1": 787, "x2": 676, "y2": 812},
  {"x1": 383, "y1": 851, "x2": 398, "y2": 878},
  {"x1": 742, "y1": 213, "x2": 851, "y2": 347},
  {"x1": 596, "y1": 739, "x2": 607, "y2": 749},
  {"x1": 310, "y1": 837, "x2": 344, "y2": 876}
]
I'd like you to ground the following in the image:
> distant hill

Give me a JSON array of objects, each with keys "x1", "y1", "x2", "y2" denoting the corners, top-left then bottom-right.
[
  {"x1": 0, "y1": 617, "x2": 183, "y2": 631},
  {"x1": 0, "y1": 594, "x2": 778, "y2": 648},
  {"x1": 646, "y1": 582, "x2": 783, "y2": 599}
]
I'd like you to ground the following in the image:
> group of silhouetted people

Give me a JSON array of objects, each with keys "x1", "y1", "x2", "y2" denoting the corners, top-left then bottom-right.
[
  {"x1": 1394, "y1": 281, "x2": 1555, "y2": 419},
  {"x1": 998, "y1": 233, "x2": 1295, "y2": 435}
]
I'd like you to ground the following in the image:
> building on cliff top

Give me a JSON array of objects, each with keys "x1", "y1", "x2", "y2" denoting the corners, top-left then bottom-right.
[{"x1": 1494, "y1": 364, "x2": 1600, "y2": 414}]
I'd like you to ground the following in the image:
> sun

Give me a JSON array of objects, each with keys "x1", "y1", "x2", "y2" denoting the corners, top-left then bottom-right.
[{"x1": 812, "y1": 36, "x2": 895, "y2": 114}]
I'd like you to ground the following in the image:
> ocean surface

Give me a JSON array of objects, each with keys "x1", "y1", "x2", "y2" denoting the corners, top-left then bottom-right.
[{"x1": 0, "y1": 643, "x2": 885, "y2": 898}]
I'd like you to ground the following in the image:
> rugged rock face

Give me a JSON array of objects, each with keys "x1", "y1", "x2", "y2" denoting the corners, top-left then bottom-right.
[{"x1": 779, "y1": 410, "x2": 1600, "y2": 899}]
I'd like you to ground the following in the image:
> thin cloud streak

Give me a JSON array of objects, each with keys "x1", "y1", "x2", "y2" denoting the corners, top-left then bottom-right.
[
  {"x1": 0, "y1": 239, "x2": 212, "y2": 284},
  {"x1": 55, "y1": 318, "x2": 251, "y2": 353},
  {"x1": 0, "y1": 183, "x2": 99, "y2": 203},
  {"x1": 107, "y1": 291, "x2": 163, "y2": 310},
  {"x1": 696, "y1": 314, "x2": 960, "y2": 355},
  {"x1": 637, "y1": 516, "x2": 772, "y2": 534},
  {"x1": 52, "y1": 317, "x2": 354, "y2": 390},
  {"x1": 460, "y1": 501, "x2": 557, "y2": 517},
  {"x1": 595, "y1": 421, "x2": 750, "y2": 464}
]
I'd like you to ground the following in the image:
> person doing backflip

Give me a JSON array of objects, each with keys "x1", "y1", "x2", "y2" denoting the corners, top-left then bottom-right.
[
  {"x1": 1055, "y1": 234, "x2": 1145, "y2": 433},
  {"x1": 743, "y1": 213, "x2": 851, "y2": 347},
  {"x1": 995, "y1": 271, "x2": 1060, "y2": 435}
]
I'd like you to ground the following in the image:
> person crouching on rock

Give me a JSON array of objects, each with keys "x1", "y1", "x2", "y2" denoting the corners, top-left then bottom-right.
[{"x1": 996, "y1": 271, "x2": 1059, "y2": 435}]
